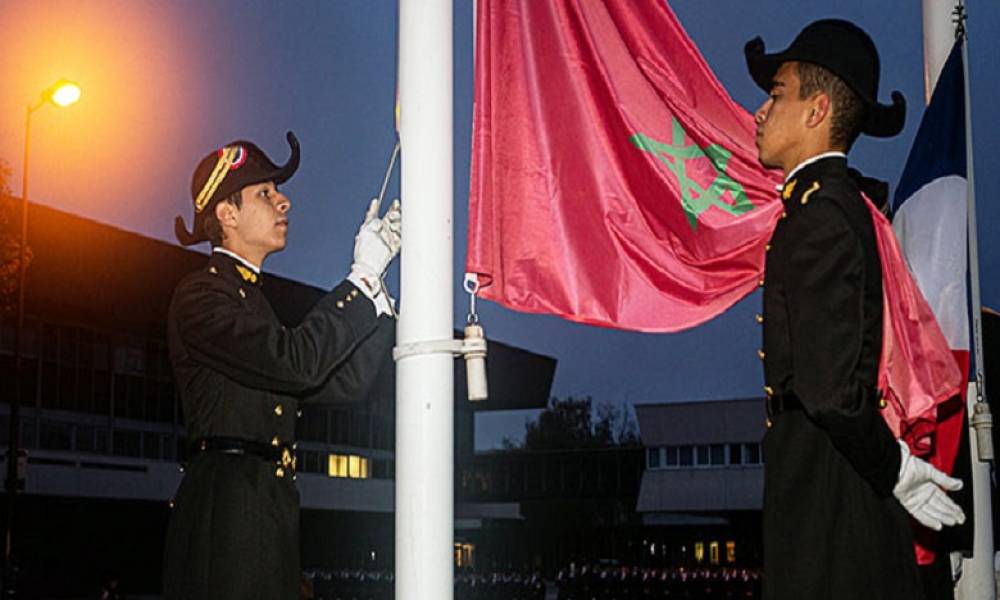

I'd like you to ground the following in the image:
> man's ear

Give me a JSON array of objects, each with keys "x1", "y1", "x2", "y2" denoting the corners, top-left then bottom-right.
[
  {"x1": 806, "y1": 93, "x2": 831, "y2": 129},
  {"x1": 216, "y1": 200, "x2": 239, "y2": 228}
]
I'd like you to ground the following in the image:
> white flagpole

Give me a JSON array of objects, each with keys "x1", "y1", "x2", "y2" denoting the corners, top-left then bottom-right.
[
  {"x1": 921, "y1": 0, "x2": 957, "y2": 104},
  {"x1": 921, "y1": 2, "x2": 995, "y2": 598},
  {"x1": 395, "y1": 1, "x2": 454, "y2": 599},
  {"x1": 955, "y1": 3, "x2": 996, "y2": 596}
]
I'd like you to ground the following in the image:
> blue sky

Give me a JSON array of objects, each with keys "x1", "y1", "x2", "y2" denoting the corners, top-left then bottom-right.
[{"x1": 1, "y1": 1, "x2": 997, "y2": 449}]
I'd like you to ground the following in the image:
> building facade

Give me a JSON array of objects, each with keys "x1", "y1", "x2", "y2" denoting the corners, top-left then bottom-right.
[{"x1": 634, "y1": 399, "x2": 768, "y2": 567}]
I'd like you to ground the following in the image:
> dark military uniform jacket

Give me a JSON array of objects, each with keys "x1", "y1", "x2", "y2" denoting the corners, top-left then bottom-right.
[
  {"x1": 760, "y1": 156, "x2": 921, "y2": 600},
  {"x1": 162, "y1": 250, "x2": 393, "y2": 600}
]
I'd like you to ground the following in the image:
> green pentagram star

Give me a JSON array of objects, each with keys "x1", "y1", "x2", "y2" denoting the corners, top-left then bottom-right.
[{"x1": 630, "y1": 118, "x2": 754, "y2": 230}]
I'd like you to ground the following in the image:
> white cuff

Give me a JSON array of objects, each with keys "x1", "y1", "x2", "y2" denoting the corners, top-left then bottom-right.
[{"x1": 896, "y1": 439, "x2": 911, "y2": 483}]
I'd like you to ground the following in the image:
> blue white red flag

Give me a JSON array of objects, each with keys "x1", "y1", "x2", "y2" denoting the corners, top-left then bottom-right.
[{"x1": 891, "y1": 40, "x2": 969, "y2": 563}]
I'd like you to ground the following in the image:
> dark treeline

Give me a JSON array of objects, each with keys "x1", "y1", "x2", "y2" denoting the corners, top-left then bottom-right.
[{"x1": 505, "y1": 396, "x2": 641, "y2": 450}]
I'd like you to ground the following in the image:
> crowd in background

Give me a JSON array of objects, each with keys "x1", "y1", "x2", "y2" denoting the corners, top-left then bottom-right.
[
  {"x1": 555, "y1": 563, "x2": 762, "y2": 600},
  {"x1": 301, "y1": 564, "x2": 761, "y2": 600},
  {"x1": 303, "y1": 568, "x2": 544, "y2": 600}
]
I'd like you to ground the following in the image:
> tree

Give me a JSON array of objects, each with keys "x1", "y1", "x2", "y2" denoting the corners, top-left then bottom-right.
[
  {"x1": 615, "y1": 403, "x2": 641, "y2": 447},
  {"x1": 524, "y1": 396, "x2": 597, "y2": 450},
  {"x1": 0, "y1": 159, "x2": 29, "y2": 314},
  {"x1": 519, "y1": 396, "x2": 642, "y2": 450}
]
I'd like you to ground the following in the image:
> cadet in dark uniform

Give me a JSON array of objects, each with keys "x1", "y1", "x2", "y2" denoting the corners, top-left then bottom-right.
[
  {"x1": 744, "y1": 20, "x2": 966, "y2": 600},
  {"x1": 163, "y1": 132, "x2": 400, "y2": 599}
]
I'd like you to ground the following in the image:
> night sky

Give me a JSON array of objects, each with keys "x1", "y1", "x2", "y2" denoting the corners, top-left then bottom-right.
[{"x1": 1, "y1": 1, "x2": 998, "y2": 449}]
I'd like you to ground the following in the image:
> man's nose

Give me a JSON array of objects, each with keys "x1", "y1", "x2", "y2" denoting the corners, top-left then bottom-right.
[
  {"x1": 754, "y1": 100, "x2": 770, "y2": 124},
  {"x1": 276, "y1": 194, "x2": 290, "y2": 213}
]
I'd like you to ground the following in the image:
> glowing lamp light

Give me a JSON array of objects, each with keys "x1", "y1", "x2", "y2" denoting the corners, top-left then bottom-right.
[{"x1": 48, "y1": 80, "x2": 82, "y2": 107}]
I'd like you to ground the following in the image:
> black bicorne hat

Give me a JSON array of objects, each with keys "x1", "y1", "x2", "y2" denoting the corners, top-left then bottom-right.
[
  {"x1": 174, "y1": 131, "x2": 300, "y2": 246},
  {"x1": 744, "y1": 19, "x2": 905, "y2": 138}
]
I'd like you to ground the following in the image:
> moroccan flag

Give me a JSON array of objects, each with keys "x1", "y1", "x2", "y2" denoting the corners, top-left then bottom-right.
[
  {"x1": 890, "y1": 41, "x2": 970, "y2": 562},
  {"x1": 467, "y1": 0, "x2": 783, "y2": 332},
  {"x1": 467, "y1": 0, "x2": 961, "y2": 441}
]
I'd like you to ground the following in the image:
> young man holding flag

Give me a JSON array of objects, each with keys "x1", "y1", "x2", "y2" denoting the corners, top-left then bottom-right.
[
  {"x1": 745, "y1": 20, "x2": 965, "y2": 599},
  {"x1": 165, "y1": 132, "x2": 400, "y2": 599}
]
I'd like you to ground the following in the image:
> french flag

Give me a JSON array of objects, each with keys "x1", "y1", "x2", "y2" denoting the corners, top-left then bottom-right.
[{"x1": 891, "y1": 40, "x2": 969, "y2": 561}]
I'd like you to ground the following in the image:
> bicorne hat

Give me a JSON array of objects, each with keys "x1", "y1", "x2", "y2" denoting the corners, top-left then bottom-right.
[
  {"x1": 175, "y1": 131, "x2": 300, "y2": 246},
  {"x1": 744, "y1": 19, "x2": 905, "y2": 138}
]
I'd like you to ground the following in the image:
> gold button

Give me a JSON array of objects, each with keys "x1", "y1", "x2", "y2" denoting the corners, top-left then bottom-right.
[
  {"x1": 766, "y1": 418, "x2": 773, "y2": 429},
  {"x1": 758, "y1": 278, "x2": 765, "y2": 287},
  {"x1": 275, "y1": 467, "x2": 285, "y2": 478},
  {"x1": 208, "y1": 266, "x2": 218, "y2": 274},
  {"x1": 271, "y1": 436, "x2": 280, "y2": 447},
  {"x1": 780, "y1": 211, "x2": 788, "y2": 219},
  {"x1": 878, "y1": 397, "x2": 887, "y2": 409},
  {"x1": 296, "y1": 410, "x2": 303, "y2": 418},
  {"x1": 337, "y1": 300, "x2": 345, "y2": 309},
  {"x1": 351, "y1": 289, "x2": 359, "y2": 298},
  {"x1": 274, "y1": 404, "x2": 283, "y2": 416},
  {"x1": 757, "y1": 350, "x2": 766, "y2": 360},
  {"x1": 239, "y1": 288, "x2": 246, "y2": 299},
  {"x1": 755, "y1": 314, "x2": 764, "y2": 324},
  {"x1": 169, "y1": 499, "x2": 175, "y2": 509},
  {"x1": 765, "y1": 244, "x2": 772, "y2": 252},
  {"x1": 764, "y1": 385, "x2": 774, "y2": 396}
]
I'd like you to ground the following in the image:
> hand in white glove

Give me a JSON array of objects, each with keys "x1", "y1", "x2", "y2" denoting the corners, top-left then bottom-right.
[
  {"x1": 381, "y1": 199, "x2": 401, "y2": 254},
  {"x1": 352, "y1": 198, "x2": 401, "y2": 277},
  {"x1": 892, "y1": 439, "x2": 965, "y2": 531}
]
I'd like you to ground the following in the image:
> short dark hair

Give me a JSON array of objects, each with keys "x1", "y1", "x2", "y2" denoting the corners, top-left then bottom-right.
[
  {"x1": 202, "y1": 189, "x2": 243, "y2": 247},
  {"x1": 797, "y1": 62, "x2": 864, "y2": 151}
]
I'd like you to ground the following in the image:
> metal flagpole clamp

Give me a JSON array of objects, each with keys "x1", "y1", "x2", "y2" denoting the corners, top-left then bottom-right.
[
  {"x1": 393, "y1": 273, "x2": 489, "y2": 402},
  {"x1": 392, "y1": 337, "x2": 485, "y2": 362},
  {"x1": 392, "y1": 334, "x2": 488, "y2": 403},
  {"x1": 971, "y1": 401, "x2": 994, "y2": 462}
]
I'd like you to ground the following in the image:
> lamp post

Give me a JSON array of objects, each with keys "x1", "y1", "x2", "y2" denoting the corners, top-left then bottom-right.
[{"x1": 3, "y1": 79, "x2": 80, "y2": 597}]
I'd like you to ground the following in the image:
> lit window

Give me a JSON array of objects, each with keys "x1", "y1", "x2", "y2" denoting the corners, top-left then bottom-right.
[
  {"x1": 709, "y1": 541, "x2": 720, "y2": 565},
  {"x1": 726, "y1": 541, "x2": 736, "y2": 563},
  {"x1": 328, "y1": 453, "x2": 369, "y2": 479},
  {"x1": 454, "y1": 542, "x2": 475, "y2": 568},
  {"x1": 694, "y1": 541, "x2": 705, "y2": 563}
]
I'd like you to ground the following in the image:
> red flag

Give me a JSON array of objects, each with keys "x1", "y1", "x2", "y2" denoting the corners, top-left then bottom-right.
[
  {"x1": 468, "y1": 0, "x2": 782, "y2": 332},
  {"x1": 868, "y1": 197, "x2": 963, "y2": 452},
  {"x1": 467, "y1": 0, "x2": 961, "y2": 441}
]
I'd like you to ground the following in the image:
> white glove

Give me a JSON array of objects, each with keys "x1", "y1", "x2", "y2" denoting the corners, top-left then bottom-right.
[
  {"x1": 352, "y1": 198, "x2": 401, "y2": 278},
  {"x1": 382, "y1": 198, "x2": 401, "y2": 252},
  {"x1": 892, "y1": 439, "x2": 965, "y2": 531}
]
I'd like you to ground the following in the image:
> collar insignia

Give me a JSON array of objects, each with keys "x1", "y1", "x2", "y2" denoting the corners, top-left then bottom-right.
[
  {"x1": 800, "y1": 181, "x2": 821, "y2": 205},
  {"x1": 781, "y1": 179, "x2": 797, "y2": 201},
  {"x1": 235, "y1": 264, "x2": 258, "y2": 284}
]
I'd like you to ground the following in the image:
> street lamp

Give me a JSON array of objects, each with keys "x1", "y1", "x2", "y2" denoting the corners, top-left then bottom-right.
[{"x1": 4, "y1": 79, "x2": 81, "y2": 597}]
